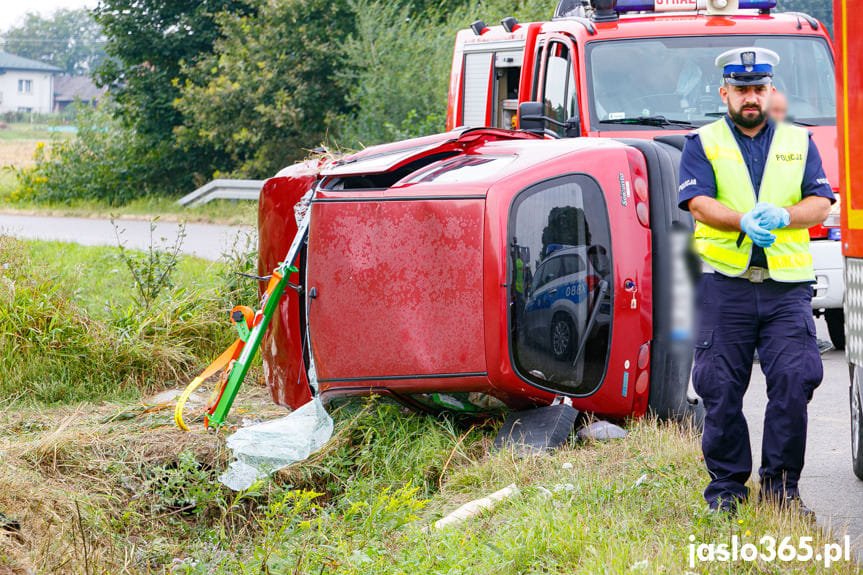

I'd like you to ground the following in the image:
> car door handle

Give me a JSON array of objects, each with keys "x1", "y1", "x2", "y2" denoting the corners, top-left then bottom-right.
[{"x1": 549, "y1": 288, "x2": 558, "y2": 295}]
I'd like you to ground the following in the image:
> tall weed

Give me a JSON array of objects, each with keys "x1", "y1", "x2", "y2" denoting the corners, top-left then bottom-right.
[{"x1": 0, "y1": 236, "x2": 230, "y2": 403}]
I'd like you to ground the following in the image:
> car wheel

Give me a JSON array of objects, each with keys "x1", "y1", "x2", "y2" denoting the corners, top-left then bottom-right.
[
  {"x1": 551, "y1": 314, "x2": 576, "y2": 361},
  {"x1": 852, "y1": 366, "x2": 863, "y2": 480},
  {"x1": 826, "y1": 308, "x2": 845, "y2": 350}
]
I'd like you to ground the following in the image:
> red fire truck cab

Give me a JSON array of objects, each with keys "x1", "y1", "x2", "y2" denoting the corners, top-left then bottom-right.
[
  {"x1": 258, "y1": 127, "x2": 699, "y2": 421},
  {"x1": 447, "y1": 0, "x2": 845, "y2": 347}
]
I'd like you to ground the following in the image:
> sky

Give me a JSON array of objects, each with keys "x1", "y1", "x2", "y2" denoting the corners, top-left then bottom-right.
[{"x1": 0, "y1": 0, "x2": 93, "y2": 34}]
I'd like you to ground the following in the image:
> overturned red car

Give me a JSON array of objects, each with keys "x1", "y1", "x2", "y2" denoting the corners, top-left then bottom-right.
[{"x1": 257, "y1": 127, "x2": 699, "y2": 422}]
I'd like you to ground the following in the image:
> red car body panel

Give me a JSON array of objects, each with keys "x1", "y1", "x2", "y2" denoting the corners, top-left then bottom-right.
[
  {"x1": 258, "y1": 161, "x2": 320, "y2": 409},
  {"x1": 836, "y1": 0, "x2": 863, "y2": 257},
  {"x1": 307, "y1": 197, "x2": 487, "y2": 380}
]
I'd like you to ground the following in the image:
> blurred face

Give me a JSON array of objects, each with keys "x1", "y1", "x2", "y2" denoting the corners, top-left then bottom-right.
[
  {"x1": 719, "y1": 82, "x2": 775, "y2": 130},
  {"x1": 769, "y1": 91, "x2": 788, "y2": 122}
]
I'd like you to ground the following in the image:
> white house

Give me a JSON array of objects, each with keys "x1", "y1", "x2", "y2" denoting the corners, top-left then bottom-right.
[{"x1": 0, "y1": 52, "x2": 62, "y2": 114}]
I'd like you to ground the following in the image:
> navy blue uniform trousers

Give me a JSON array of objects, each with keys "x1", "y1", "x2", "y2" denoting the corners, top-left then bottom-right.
[{"x1": 693, "y1": 272, "x2": 823, "y2": 506}]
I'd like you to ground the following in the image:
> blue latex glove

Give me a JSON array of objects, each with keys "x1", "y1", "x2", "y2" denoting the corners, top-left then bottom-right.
[
  {"x1": 740, "y1": 208, "x2": 776, "y2": 247},
  {"x1": 753, "y1": 202, "x2": 791, "y2": 231}
]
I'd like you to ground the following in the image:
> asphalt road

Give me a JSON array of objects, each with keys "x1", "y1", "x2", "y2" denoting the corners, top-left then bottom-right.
[
  {"x1": 743, "y1": 317, "x2": 863, "y2": 560},
  {"x1": 0, "y1": 213, "x2": 254, "y2": 260}
]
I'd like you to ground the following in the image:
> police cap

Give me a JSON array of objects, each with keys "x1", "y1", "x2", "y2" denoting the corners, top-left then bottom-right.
[{"x1": 715, "y1": 47, "x2": 780, "y2": 86}]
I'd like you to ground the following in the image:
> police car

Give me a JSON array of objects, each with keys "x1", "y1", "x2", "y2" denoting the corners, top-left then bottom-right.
[{"x1": 523, "y1": 244, "x2": 609, "y2": 364}]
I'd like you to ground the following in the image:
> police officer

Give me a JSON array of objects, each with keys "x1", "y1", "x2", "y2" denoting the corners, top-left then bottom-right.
[{"x1": 678, "y1": 47, "x2": 835, "y2": 515}]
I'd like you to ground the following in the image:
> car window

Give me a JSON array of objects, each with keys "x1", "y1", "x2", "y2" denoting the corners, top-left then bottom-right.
[
  {"x1": 536, "y1": 257, "x2": 562, "y2": 290},
  {"x1": 508, "y1": 174, "x2": 613, "y2": 396},
  {"x1": 561, "y1": 254, "x2": 585, "y2": 275},
  {"x1": 543, "y1": 41, "x2": 575, "y2": 137}
]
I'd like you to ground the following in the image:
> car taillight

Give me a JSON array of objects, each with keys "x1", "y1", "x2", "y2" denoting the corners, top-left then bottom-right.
[
  {"x1": 637, "y1": 342, "x2": 650, "y2": 370},
  {"x1": 636, "y1": 203, "x2": 649, "y2": 227},
  {"x1": 634, "y1": 177, "x2": 648, "y2": 202}
]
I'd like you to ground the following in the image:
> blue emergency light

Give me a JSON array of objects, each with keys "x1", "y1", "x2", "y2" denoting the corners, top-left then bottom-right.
[{"x1": 612, "y1": 0, "x2": 776, "y2": 11}]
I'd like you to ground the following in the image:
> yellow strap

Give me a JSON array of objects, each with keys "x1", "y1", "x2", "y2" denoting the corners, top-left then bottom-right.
[
  {"x1": 174, "y1": 339, "x2": 243, "y2": 431},
  {"x1": 695, "y1": 240, "x2": 750, "y2": 267},
  {"x1": 766, "y1": 252, "x2": 813, "y2": 269}
]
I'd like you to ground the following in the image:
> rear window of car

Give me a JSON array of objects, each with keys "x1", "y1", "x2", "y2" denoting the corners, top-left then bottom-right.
[{"x1": 508, "y1": 174, "x2": 613, "y2": 396}]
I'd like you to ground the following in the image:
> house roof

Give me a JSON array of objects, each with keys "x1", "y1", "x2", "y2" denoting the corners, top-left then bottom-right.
[
  {"x1": 0, "y1": 51, "x2": 63, "y2": 73},
  {"x1": 54, "y1": 75, "x2": 106, "y2": 102}
]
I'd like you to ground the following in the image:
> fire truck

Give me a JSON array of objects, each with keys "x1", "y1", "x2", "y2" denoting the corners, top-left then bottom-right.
[
  {"x1": 255, "y1": 0, "x2": 837, "y2": 422},
  {"x1": 447, "y1": 0, "x2": 843, "y2": 347},
  {"x1": 834, "y1": 0, "x2": 863, "y2": 479}
]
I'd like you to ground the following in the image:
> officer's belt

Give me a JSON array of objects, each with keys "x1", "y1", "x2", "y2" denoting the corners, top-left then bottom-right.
[{"x1": 702, "y1": 264, "x2": 771, "y2": 283}]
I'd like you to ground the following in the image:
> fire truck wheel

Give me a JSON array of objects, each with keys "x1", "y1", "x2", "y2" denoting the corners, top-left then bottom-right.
[
  {"x1": 851, "y1": 365, "x2": 863, "y2": 480},
  {"x1": 825, "y1": 308, "x2": 845, "y2": 350},
  {"x1": 551, "y1": 314, "x2": 576, "y2": 361}
]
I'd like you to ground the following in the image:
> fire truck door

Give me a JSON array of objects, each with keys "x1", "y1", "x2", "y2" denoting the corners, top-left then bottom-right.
[{"x1": 533, "y1": 36, "x2": 581, "y2": 138}]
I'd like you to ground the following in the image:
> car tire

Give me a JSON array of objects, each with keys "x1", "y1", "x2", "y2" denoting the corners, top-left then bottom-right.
[
  {"x1": 852, "y1": 365, "x2": 863, "y2": 480},
  {"x1": 551, "y1": 314, "x2": 576, "y2": 361},
  {"x1": 826, "y1": 308, "x2": 845, "y2": 350}
]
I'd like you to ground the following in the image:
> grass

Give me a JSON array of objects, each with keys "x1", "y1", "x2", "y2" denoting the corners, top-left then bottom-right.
[
  {"x1": 0, "y1": 191, "x2": 260, "y2": 226},
  {"x1": 0, "y1": 122, "x2": 74, "y2": 141},
  {"x1": 0, "y1": 236, "x2": 244, "y2": 404},
  {"x1": 1, "y1": 400, "x2": 857, "y2": 574},
  {"x1": 0, "y1": 238, "x2": 858, "y2": 574}
]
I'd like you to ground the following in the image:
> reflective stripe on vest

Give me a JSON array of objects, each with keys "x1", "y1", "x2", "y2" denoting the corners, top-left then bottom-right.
[{"x1": 693, "y1": 119, "x2": 813, "y2": 282}]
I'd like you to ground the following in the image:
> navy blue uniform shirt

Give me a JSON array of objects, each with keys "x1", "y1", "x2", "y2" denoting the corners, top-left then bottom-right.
[{"x1": 678, "y1": 115, "x2": 835, "y2": 268}]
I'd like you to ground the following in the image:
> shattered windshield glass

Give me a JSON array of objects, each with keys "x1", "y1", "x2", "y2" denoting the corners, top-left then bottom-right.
[{"x1": 586, "y1": 35, "x2": 836, "y2": 129}]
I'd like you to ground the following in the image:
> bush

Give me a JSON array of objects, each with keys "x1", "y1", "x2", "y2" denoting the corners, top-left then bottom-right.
[{"x1": 15, "y1": 101, "x2": 175, "y2": 205}]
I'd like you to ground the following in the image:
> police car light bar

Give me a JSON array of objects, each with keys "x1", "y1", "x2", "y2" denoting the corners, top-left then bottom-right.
[{"x1": 613, "y1": 0, "x2": 776, "y2": 11}]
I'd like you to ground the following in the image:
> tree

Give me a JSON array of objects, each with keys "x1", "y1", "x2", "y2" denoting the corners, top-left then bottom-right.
[
  {"x1": 176, "y1": 0, "x2": 552, "y2": 177},
  {"x1": 92, "y1": 0, "x2": 259, "y2": 192},
  {"x1": 1, "y1": 9, "x2": 107, "y2": 76},
  {"x1": 175, "y1": 0, "x2": 358, "y2": 177},
  {"x1": 777, "y1": 0, "x2": 833, "y2": 37}
]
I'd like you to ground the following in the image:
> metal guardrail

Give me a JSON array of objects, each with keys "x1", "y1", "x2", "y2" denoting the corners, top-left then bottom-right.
[{"x1": 177, "y1": 179, "x2": 265, "y2": 207}]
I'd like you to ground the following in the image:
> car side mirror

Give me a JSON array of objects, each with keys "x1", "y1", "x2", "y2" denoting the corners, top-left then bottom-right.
[{"x1": 518, "y1": 101, "x2": 545, "y2": 134}]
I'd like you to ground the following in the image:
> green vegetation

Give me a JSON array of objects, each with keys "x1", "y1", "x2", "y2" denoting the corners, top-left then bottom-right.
[
  {"x1": 0, "y1": 236, "x2": 235, "y2": 404},
  {"x1": 1, "y1": 399, "x2": 854, "y2": 574},
  {"x1": 0, "y1": 123, "x2": 74, "y2": 141}
]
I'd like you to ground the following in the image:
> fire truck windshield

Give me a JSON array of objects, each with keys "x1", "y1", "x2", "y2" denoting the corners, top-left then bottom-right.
[{"x1": 586, "y1": 35, "x2": 835, "y2": 130}]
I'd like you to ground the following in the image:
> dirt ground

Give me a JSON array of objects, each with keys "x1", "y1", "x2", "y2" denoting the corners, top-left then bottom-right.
[{"x1": 0, "y1": 383, "x2": 285, "y2": 574}]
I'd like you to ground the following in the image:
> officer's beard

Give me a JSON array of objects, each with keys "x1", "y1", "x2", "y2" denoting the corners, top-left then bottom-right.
[{"x1": 729, "y1": 102, "x2": 767, "y2": 129}]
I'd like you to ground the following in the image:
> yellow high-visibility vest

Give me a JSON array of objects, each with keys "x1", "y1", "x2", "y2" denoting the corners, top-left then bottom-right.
[
  {"x1": 693, "y1": 119, "x2": 813, "y2": 282},
  {"x1": 515, "y1": 257, "x2": 524, "y2": 294}
]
